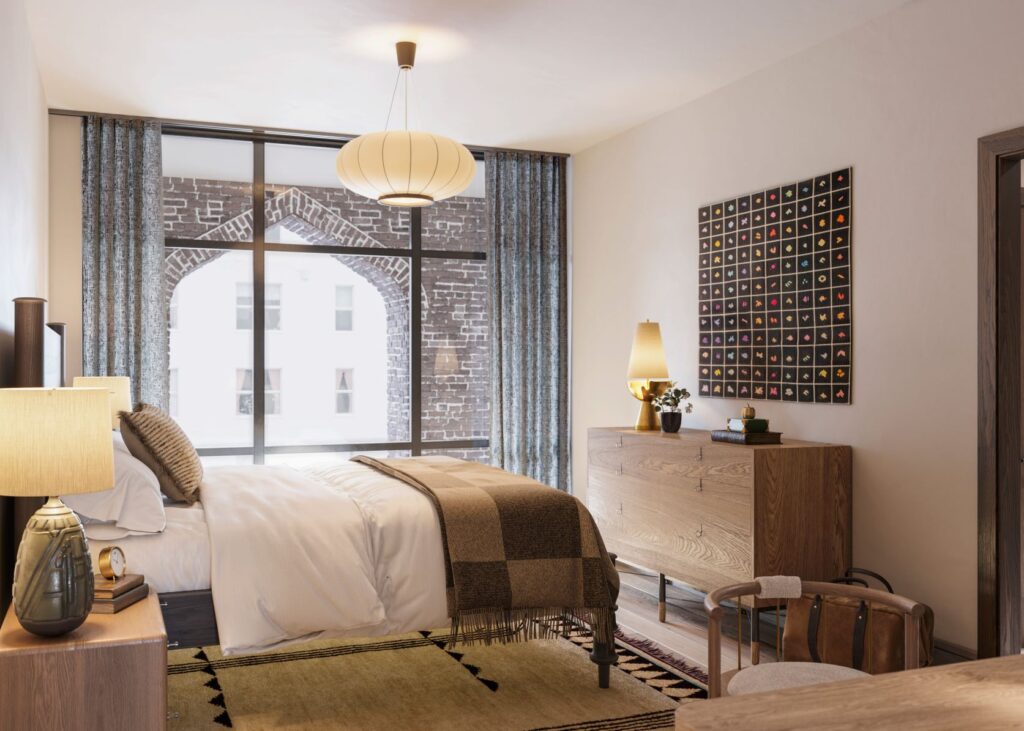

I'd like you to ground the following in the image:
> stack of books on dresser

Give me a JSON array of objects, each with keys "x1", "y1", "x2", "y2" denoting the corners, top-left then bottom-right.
[
  {"x1": 92, "y1": 574, "x2": 148, "y2": 614},
  {"x1": 711, "y1": 417, "x2": 782, "y2": 445}
]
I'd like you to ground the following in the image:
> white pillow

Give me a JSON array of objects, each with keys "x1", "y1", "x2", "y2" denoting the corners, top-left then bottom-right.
[{"x1": 63, "y1": 432, "x2": 167, "y2": 539}]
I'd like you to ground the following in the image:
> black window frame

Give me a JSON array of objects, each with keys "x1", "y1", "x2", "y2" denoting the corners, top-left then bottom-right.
[{"x1": 163, "y1": 126, "x2": 489, "y2": 463}]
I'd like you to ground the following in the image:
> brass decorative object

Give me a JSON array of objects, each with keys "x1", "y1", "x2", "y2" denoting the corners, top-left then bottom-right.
[
  {"x1": 627, "y1": 379, "x2": 671, "y2": 430},
  {"x1": 626, "y1": 321, "x2": 671, "y2": 431},
  {"x1": 13, "y1": 497, "x2": 94, "y2": 635}
]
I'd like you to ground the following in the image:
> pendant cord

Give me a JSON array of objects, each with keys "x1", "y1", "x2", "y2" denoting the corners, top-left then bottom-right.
[
  {"x1": 383, "y1": 67, "x2": 402, "y2": 131},
  {"x1": 404, "y1": 69, "x2": 409, "y2": 130}
]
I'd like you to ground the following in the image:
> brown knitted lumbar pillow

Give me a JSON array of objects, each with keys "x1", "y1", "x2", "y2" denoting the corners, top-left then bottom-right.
[{"x1": 120, "y1": 403, "x2": 204, "y2": 503}]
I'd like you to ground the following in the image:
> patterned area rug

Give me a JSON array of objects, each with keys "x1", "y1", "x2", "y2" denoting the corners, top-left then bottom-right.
[{"x1": 167, "y1": 619, "x2": 705, "y2": 730}]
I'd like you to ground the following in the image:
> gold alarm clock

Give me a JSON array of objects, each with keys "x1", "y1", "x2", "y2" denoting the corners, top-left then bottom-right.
[{"x1": 98, "y1": 546, "x2": 127, "y2": 580}]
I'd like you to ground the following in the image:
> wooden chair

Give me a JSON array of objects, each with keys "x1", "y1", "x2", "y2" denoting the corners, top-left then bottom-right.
[{"x1": 705, "y1": 579, "x2": 927, "y2": 698}]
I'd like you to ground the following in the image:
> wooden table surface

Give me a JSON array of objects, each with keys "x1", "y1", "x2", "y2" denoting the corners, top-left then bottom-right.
[{"x1": 675, "y1": 655, "x2": 1024, "y2": 730}]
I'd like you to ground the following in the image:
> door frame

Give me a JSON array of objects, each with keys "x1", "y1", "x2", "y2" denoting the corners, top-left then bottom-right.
[{"x1": 978, "y1": 126, "x2": 1024, "y2": 657}]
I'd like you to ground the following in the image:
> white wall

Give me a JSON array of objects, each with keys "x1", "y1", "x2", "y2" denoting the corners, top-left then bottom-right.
[
  {"x1": 47, "y1": 114, "x2": 82, "y2": 379},
  {"x1": 571, "y1": 0, "x2": 1024, "y2": 652},
  {"x1": 0, "y1": 0, "x2": 48, "y2": 385}
]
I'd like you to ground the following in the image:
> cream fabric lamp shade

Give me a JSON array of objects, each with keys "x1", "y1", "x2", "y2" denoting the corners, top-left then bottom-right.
[
  {"x1": 336, "y1": 131, "x2": 476, "y2": 207},
  {"x1": 73, "y1": 376, "x2": 131, "y2": 429},
  {"x1": 0, "y1": 388, "x2": 115, "y2": 496},
  {"x1": 627, "y1": 321, "x2": 670, "y2": 380}
]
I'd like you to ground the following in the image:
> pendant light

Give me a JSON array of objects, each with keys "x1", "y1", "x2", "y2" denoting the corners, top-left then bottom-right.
[{"x1": 336, "y1": 41, "x2": 476, "y2": 207}]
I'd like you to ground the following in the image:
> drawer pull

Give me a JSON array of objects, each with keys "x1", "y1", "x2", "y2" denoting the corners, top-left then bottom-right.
[
  {"x1": 697, "y1": 447, "x2": 703, "y2": 461},
  {"x1": 159, "y1": 601, "x2": 169, "y2": 608},
  {"x1": 167, "y1": 641, "x2": 180, "y2": 649},
  {"x1": 617, "y1": 502, "x2": 624, "y2": 515},
  {"x1": 696, "y1": 524, "x2": 704, "y2": 538},
  {"x1": 617, "y1": 463, "x2": 623, "y2": 475},
  {"x1": 617, "y1": 436, "x2": 623, "y2": 447},
  {"x1": 695, "y1": 479, "x2": 703, "y2": 492}
]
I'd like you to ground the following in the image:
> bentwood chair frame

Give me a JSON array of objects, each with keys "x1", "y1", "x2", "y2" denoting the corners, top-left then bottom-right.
[{"x1": 705, "y1": 580, "x2": 927, "y2": 698}]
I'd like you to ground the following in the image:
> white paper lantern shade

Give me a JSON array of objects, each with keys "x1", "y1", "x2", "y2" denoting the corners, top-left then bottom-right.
[{"x1": 336, "y1": 130, "x2": 476, "y2": 207}]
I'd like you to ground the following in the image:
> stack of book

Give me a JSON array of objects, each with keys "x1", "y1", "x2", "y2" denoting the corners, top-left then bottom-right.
[
  {"x1": 92, "y1": 574, "x2": 148, "y2": 614},
  {"x1": 711, "y1": 417, "x2": 782, "y2": 445}
]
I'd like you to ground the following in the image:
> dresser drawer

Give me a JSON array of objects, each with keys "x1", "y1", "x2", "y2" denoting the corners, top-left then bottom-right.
[
  {"x1": 589, "y1": 466, "x2": 752, "y2": 588},
  {"x1": 589, "y1": 434, "x2": 753, "y2": 488}
]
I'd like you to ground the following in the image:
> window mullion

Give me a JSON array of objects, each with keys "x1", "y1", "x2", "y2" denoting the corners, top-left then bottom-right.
[
  {"x1": 411, "y1": 208, "x2": 422, "y2": 456},
  {"x1": 252, "y1": 141, "x2": 266, "y2": 464}
]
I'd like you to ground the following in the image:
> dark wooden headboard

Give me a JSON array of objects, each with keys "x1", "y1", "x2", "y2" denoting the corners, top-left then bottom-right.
[{"x1": 0, "y1": 297, "x2": 66, "y2": 612}]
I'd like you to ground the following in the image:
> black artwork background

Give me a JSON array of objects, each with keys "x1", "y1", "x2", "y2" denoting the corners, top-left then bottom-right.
[{"x1": 698, "y1": 167, "x2": 852, "y2": 404}]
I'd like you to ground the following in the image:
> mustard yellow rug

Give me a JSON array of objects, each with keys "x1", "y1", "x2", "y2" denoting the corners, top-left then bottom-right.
[{"x1": 167, "y1": 621, "x2": 704, "y2": 730}]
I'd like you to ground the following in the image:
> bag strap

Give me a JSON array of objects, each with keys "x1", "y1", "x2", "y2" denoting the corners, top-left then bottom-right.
[
  {"x1": 807, "y1": 594, "x2": 823, "y2": 662},
  {"x1": 831, "y1": 576, "x2": 869, "y2": 588},
  {"x1": 845, "y1": 568, "x2": 894, "y2": 593},
  {"x1": 851, "y1": 600, "x2": 868, "y2": 670}
]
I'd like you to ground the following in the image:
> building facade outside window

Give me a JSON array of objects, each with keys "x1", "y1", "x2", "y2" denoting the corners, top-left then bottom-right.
[
  {"x1": 335, "y1": 285, "x2": 353, "y2": 331},
  {"x1": 336, "y1": 368, "x2": 353, "y2": 414}
]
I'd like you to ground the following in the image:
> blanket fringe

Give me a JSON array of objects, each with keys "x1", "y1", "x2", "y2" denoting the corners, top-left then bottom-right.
[{"x1": 449, "y1": 607, "x2": 616, "y2": 649}]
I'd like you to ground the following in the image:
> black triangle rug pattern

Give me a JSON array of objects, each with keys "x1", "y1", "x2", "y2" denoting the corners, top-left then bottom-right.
[
  {"x1": 194, "y1": 648, "x2": 233, "y2": 727},
  {"x1": 421, "y1": 630, "x2": 500, "y2": 692}
]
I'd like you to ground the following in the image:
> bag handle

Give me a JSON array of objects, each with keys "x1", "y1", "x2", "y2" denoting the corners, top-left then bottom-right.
[
  {"x1": 807, "y1": 594, "x2": 823, "y2": 663},
  {"x1": 845, "y1": 568, "x2": 894, "y2": 593},
  {"x1": 831, "y1": 576, "x2": 869, "y2": 588}
]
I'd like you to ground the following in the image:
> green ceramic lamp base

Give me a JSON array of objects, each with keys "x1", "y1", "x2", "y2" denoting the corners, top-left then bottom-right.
[{"x1": 12, "y1": 496, "x2": 94, "y2": 636}]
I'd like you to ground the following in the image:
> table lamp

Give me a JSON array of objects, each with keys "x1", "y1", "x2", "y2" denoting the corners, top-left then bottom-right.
[
  {"x1": 0, "y1": 388, "x2": 115, "y2": 636},
  {"x1": 73, "y1": 376, "x2": 132, "y2": 429},
  {"x1": 626, "y1": 320, "x2": 671, "y2": 430}
]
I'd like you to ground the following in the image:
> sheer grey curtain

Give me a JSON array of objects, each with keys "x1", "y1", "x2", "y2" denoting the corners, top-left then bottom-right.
[
  {"x1": 486, "y1": 151, "x2": 569, "y2": 490},
  {"x1": 81, "y1": 116, "x2": 167, "y2": 407}
]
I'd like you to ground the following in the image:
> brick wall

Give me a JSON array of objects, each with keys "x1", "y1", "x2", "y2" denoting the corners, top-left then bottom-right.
[{"x1": 163, "y1": 177, "x2": 489, "y2": 444}]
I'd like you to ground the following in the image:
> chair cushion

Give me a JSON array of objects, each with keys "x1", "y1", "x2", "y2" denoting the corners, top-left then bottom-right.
[{"x1": 727, "y1": 661, "x2": 869, "y2": 696}]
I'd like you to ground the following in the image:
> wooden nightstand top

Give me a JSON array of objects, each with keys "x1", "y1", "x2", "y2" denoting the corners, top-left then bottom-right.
[{"x1": 0, "y1": 592, "x2": 166, "y2": 654}]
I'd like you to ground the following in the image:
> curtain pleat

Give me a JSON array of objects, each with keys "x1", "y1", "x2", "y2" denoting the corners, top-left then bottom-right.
[
  {"x1": 487, "y1": 152, "x2": 569, "y2": 490},
  {"x1": 81, "y1": 116, "x2": 167, "y2": 407}
]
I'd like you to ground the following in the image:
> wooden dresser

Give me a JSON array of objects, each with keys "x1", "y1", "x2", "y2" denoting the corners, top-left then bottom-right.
[{"x1": 588, "y1": 427, "x2": 851, "y2": 608}]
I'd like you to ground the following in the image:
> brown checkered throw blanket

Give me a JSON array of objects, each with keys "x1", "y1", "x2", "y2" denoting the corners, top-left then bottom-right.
[{"x1": 352, "y1": 455, "x2": 619, "y2": 647}]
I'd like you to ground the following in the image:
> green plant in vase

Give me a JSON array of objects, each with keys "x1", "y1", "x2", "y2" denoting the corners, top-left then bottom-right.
[{"x1": 652, "y1": 383, "x2": 692, "y2": 433}]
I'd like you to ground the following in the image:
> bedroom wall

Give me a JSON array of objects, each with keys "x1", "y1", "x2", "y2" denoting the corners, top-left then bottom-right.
[
  {"x1": 571, "y1": 0, "x2": 1024, "y2": 652},
  {"x1": 0, "y1": 0, "x2": 48, "y2": 386},
  {"x1": 46, "y1": 114, "x2": 82, "y2": 380}
]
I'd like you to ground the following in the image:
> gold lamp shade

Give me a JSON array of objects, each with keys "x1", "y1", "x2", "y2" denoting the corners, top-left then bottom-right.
[
  {"x1": 0, "y1": 388, "x2": 115, "y2": 636},
  {"x1": 626, "y1": 321, "x2": 671, "y2": 431},
  {"x1": 73, "y1": 376, "x2": 132, "y2": 430}
]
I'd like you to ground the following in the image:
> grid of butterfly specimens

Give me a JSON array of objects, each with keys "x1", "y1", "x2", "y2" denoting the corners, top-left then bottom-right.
[{"x1": 697, "y1": 168, "x2": 852, "y2": 404}]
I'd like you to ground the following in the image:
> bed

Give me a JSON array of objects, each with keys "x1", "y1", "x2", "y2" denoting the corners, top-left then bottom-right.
[{"x1": 88, "y1": 459, "x2": 620, "y2": 687}]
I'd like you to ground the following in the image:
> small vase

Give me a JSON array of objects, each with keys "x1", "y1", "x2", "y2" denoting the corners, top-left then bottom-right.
[{"x1": 660, "y1": 411, "x2": 682, "y2": 433}]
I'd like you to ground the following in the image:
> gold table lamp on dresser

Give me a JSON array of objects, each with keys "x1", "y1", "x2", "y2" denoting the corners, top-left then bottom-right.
[
  {"x1": 0, "y1": 388, "x2": 114, "y2": 636},
  {"x1": 627, "y1": 320, "x2": 671, "y2": 430}
]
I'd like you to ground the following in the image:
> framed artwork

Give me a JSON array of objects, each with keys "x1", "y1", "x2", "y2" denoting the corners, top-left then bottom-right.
[{"x1": 697, "y1": 167, "x2": 852, "y2": 404}]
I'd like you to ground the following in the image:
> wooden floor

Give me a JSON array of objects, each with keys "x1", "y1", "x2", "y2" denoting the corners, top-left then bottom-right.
[{"x1": 615, "y1": 564, "x2": 779, "y2": 672}]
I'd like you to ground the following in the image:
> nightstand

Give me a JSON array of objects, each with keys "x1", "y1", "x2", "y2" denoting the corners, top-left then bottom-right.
[{"x1": 0, "y1": 592, "x2": 167, "y2": 730}]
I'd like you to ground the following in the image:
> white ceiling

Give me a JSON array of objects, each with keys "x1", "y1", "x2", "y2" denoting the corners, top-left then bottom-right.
[{"x1": 26, "y1": 0, "x2": 908, "y2": 153}]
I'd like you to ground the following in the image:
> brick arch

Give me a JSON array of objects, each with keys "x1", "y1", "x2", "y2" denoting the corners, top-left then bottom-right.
[{"x1": 165, "y1": 187, "x2": 415, "y2": 441}]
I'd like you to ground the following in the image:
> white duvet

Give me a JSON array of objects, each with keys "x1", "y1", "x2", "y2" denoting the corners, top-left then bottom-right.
[{"x1": 200, "y1": 462, "x2": 448, "y2": 655}]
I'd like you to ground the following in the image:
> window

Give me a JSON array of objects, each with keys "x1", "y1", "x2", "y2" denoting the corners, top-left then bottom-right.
[
  {"x1": 168, "y1": 369, "x2": 179, "y2": 417},
  {"x1": 169, "y1": 291, "x2": 178, "y2": 330},
  {"x1": 237, "y1": 369, "x2": 280, "y2": 416},
  {"x1": 236, "y1": 283, "x2": 252, "y2": 330},
  {"x1": 335, "y1": 285, "x2": 353, "y2": 331},
  {"x1": 266, "y1": 284, "x2": 282, "y2": 330},
  {"x1": 336, "y1": 369, "x2": 353, "y2": 414},
  {"x1": 164, "y1": 135, "x2": 489, "y2": 464}
]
